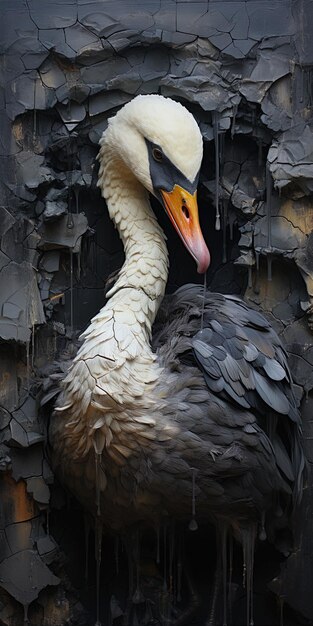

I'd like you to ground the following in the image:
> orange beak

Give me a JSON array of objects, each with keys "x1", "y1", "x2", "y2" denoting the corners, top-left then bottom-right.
[{"x1": 160, "y1": 185, "x2": 210, "y2": 274}]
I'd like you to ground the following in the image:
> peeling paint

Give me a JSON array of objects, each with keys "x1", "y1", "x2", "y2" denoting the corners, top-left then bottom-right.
[{"x1": 0, "y1": 0, "x2": 313, "y2": 623}]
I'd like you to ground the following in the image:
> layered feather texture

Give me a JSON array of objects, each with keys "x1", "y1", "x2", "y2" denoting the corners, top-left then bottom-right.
[
  {"x1": 154, "y1": 285, "x2": 304, "y2": 510},
  {"x1": 49, "y1": 95, "x2": 303, "y2": 537}
]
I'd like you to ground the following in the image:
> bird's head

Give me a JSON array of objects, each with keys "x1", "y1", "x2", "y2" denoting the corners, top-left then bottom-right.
[{"x1": 101, "y1": 94, "x2": 210, "y2": 273}]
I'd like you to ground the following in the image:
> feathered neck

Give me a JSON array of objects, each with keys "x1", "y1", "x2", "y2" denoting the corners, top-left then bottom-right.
[{"x1": 96, "y1": 136, "x2": 169, "y2": 335}]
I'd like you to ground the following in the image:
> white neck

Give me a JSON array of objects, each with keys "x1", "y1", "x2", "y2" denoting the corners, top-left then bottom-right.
[
  {"x1": 97, "y1": 145, "x2": 169, "y2": 334},
  {"x1": 65, "y1": 143, "x2": 169, "y2": 434}
]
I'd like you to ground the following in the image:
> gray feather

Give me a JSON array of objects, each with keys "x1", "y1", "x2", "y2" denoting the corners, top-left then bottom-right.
[
  {"x1": 243, "y1": 344, "x2": 258, "y2": 362},
  {"x1": 253, "y1": 370, "x2": 290, "y2": 415},
  {"x1": 193, "y1": 339, "x2": 213, "y2": 358},
  {"x1": 263, "y1": 357, "x2": 286, "y2": 381}
]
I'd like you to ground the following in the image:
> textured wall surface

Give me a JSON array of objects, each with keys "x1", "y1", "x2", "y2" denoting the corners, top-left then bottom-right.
[{"x1": 1, "y1": 1, "x2": 313, "y2": 624}]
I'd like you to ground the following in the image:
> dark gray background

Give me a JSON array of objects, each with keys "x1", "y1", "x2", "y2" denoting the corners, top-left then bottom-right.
[{"x1": 0, "y1": 1, "x2": 313, "y2": 624}]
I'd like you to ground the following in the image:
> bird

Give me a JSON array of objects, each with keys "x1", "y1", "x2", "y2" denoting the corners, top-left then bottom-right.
[{"x1": 49, "y1": 94, "x2": 304, "y2": 625}]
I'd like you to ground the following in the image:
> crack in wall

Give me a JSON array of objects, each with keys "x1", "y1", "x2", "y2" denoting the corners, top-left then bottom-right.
[{"x1": 0, "y1": 0, "x2": 313, "y2": 623}]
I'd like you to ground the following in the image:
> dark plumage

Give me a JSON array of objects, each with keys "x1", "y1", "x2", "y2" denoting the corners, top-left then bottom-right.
[
  {"x1": 46, "y1": 284, "x2": 304, "y2": 540},
  {"x1": 153, "y1": 284, "x2": 304, "y2": 533}
]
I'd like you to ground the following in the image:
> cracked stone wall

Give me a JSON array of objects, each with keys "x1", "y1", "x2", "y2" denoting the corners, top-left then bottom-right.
[{"x1": 1, "y1": 1, "x2": 313, "y2": 624}]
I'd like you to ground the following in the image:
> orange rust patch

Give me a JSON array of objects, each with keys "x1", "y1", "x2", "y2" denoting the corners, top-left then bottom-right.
[{"x1": 1, "y1": 473, "x2": 36, "y2": 524}]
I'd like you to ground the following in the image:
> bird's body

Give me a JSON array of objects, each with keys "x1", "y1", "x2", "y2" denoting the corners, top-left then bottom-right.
[
  {"x1": 50, "y1": 95, "x2": 303, "y2": 573},
  {"x1": 51, "y1": 285, "x2": 302, "y2": 535}
]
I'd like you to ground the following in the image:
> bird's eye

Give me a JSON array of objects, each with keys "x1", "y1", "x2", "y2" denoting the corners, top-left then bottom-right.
[{"x1": 152, "y1": 148, "x2": 163, "y2": 162}]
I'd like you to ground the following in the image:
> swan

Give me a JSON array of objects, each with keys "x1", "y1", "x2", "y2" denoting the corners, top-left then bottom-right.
[{"x1": 50, "y1": 94, "x2": 303, "y2": 623}]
